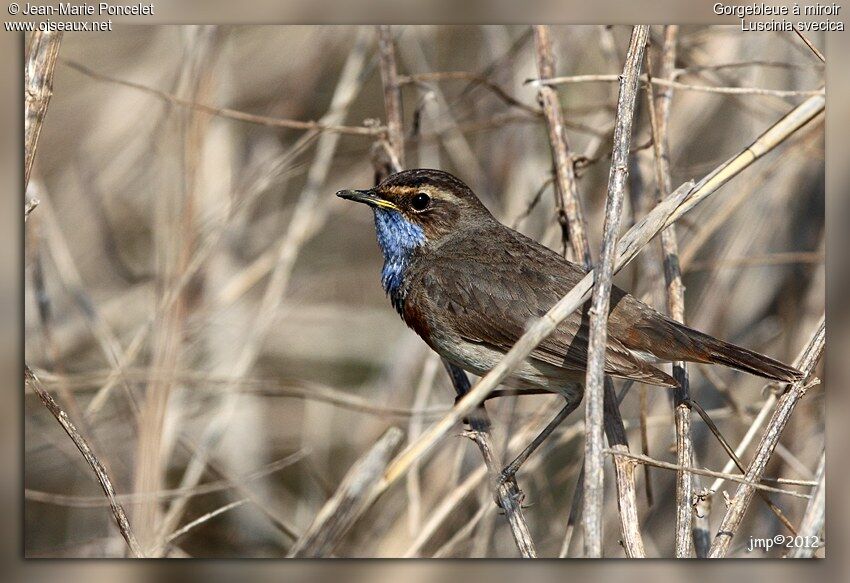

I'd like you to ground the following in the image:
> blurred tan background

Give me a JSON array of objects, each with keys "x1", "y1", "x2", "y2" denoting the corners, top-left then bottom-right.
[{"x1": 21, "y1": 24, "x2": 824, "y2": 559}]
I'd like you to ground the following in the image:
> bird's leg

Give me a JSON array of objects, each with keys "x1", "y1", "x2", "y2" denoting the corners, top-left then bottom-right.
[{"x1": 497, "y1": 396, "x2": 581, "y2": 486}]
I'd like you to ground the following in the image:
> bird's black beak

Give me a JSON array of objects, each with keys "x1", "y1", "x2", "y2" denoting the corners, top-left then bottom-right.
[{"x1": 336, "y1": 189, "x2": 399, "y2": 211}]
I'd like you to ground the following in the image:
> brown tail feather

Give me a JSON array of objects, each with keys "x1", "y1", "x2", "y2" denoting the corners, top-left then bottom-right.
[
  {"x1": 622, "y1": 312, "x2": 804, "y2": 384},
  {"x1": 670, "y1": 323, "x2": 804, "y2": 383}
]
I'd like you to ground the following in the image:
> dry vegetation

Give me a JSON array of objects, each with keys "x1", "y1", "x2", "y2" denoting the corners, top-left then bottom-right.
[{"x1": 24, "y1": 25, "x2": 824, "y2": 558}]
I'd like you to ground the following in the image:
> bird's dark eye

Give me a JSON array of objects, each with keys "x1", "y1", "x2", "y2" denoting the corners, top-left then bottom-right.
[{"x1": 411, "y1": 192, "x2": 431, "y2": 211}]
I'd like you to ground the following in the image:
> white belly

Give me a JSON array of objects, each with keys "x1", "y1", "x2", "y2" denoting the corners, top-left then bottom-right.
[{"x1": 428, "y1": 334, "x2": 584, "y2": 402}]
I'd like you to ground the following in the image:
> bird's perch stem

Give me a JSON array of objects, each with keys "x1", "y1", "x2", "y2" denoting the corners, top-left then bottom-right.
[{"x1": 536, "y1": 24, "x2": 646, "y2": 558}]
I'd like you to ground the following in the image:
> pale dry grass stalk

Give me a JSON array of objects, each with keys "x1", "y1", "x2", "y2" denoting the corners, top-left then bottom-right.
[
  {"x1": 535, "y1": 24, "x2": 647, "y2": 558},
  {"x1": 582, "y1": 25, "x2": 649, "y2": 558},
  {"x1": 134, "y1": 27, "x2": 220, "y2": 552},
  {"x1": 288, "y1": 427, "x2": 404, "y2": 557}
]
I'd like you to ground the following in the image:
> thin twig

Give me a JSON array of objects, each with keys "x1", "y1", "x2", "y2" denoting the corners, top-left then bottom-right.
[
  {"x1": 288, "y1": 427, "x2": 404, "y2": 557},
  {"x1": 32, "y1": 368, "x2": 452, "y2": 420},
  {"x1": 25, "y1": 449, "x2": 308, "y2": 507},
  {"x1": 686, "y1": 398, "x2": 800, "y2": 535},
  {"x1": 160, "y1": 499, "x2": 248, "y2": 552},
  {"x1": 398, "y1": 71, "x2": 539, "y2": 115},
  {"x1": 530, "y1": 73, "x2": 821, "y2": 98},
  {"x1": 60, "y1": 58, "x2": 382, "y2": 137},
  {"x1": 25, "y1": 366, "x2": 144, "y2": 557},
  {"x1": 708, "y1": 317, "x2": 825, "y2": 557},
  {"x1": 25, "y1": 31, "x2": 63, "y2": 189},
  {"x1": 583, "y1": 25, "x2": 649, "y2": 558},
  {"x1": 684, "y1": 252, "x2": 823, "y2": 272},
  {"x1": 792, "y1": 27, "x2": 826, "y2": 63},
  {"x1": 604, "y1": 450, "x2": 811, "y2": 500}
]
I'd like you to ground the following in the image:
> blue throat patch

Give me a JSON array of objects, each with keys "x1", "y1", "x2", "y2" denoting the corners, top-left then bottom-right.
[{"x1": 373, "y1": 208, "x2": 426, "y2": 314}]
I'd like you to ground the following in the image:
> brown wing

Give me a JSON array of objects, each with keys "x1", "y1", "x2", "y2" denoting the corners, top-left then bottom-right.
[{"x1": 405, "y1": 227, "x2": 676, "y2": 387}]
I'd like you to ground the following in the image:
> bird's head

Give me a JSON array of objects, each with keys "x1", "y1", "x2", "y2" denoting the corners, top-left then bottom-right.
[{"x1": 336, "y1": 168, "x2": 492, "y2": 249}]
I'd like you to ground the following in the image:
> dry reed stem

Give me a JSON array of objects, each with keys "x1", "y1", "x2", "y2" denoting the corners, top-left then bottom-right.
[
  {"x1": 24, "y1": 34, "x2": 142, "y2": 557},
  {"x1": 288, "y1": 427, "x2": 404, "y2": 557},
  {"x1": 646, "y1": 25, "x2": 699, "y2": 558},
  {"x1": 135, "y1": 28, "x2": 222, "y2": 551},
  {"x1": 709, "y1": 318, "x2": 825, "y2": 557},
  {"x1": 533, "y1": 25, "x2": 592, "y2": 264},
  {"x1": 582, "y1": 26, "x2": 649, "y2": 558},
  {"x1": 25, "y1": 366, "x2": 144, "y2": 557},
  {"x1": 535, "y1": 24, "x2": 646, "y2": 558},
  {"x1": 377, "y1": 26, "x2": 406, "y2": 168},
  {"x1": 444, "y1": 363, "x2": 537, "y2": 558},
  {"x1": 25, "y1": 31, "x2": 62, "y2": 189}
]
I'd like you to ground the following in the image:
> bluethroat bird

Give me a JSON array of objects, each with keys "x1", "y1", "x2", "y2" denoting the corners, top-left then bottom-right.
[{"x1": 337, "y1": 169, "x2": 803, "y2": 474}]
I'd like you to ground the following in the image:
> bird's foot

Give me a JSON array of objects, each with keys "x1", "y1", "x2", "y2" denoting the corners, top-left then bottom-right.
[{"x1": 496, "y1": 462, "x2": 520, "y2": 489}]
